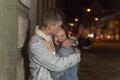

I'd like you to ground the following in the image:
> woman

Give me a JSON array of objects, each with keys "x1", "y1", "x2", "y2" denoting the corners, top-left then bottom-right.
[{"x1": 50, "y1": 25, "x2": 79, "y2": 80}]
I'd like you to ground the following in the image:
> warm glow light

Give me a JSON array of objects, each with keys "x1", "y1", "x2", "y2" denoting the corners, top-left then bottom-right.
[
  {"x1": 95, "y1": 17, "x2": 99, "y2": 21},
  {"x1": 88, "y1": 33, "x2": 94, "y2": 38},
  {"x1": 68, "y1": 31, "x2": 72, "y2": 35},
  {"x1": 86, "y1": 8, "x2": 91, "y2": 12},
  {"x1": 74, "y1": 18, "x2": 79, "y2": 22},
  {"x1": 70, "y1": 23, "x2": 74, "y2": 27},
  {"x1": 68, "y1": 23, "x2": 74, "y2": 27}
]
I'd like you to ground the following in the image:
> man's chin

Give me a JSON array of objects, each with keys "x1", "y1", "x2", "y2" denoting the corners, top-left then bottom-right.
[{"x1": 53, "y1": 32, "x2": 57, "y2": 35}]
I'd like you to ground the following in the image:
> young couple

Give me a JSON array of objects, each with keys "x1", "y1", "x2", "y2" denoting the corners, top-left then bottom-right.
[{"x1": 28, "y1": 7, "x2": 81, "y2": 80}]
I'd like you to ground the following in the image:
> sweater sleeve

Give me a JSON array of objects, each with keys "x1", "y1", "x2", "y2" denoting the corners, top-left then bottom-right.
[
  {"x1": 69, "y1": 36, "x2": 78, "y2": 47},
  {"x1": 29, "y1": 40, "x2": 81, "y2": 71}
]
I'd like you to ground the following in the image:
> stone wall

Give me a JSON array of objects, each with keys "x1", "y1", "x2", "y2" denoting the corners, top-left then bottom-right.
[{"x1": 0, "y1": 0, "x2": 56, "y2": 80}]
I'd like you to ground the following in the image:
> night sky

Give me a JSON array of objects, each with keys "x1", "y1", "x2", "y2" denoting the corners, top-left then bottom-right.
[{"x1": 56, "y1": 0, "x2": 120, "y2": 23}]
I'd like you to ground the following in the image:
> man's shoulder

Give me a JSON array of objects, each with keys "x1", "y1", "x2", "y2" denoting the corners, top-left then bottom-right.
[{"x1": 30, "y1": 34, "x2": 43, "y2": 44}]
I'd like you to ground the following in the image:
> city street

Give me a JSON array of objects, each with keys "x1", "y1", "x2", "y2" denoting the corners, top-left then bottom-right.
[{"x1": 78, "y1": 40, "x2": 120, "y2": 80}]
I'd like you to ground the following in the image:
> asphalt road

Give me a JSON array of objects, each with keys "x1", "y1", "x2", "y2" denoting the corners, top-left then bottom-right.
[
  {"x1": 92, "y1": 39, "x2": 120, "y2": 49},
  {"x1": 78, "y1": 40, "x2": 120, "y2": 80}
]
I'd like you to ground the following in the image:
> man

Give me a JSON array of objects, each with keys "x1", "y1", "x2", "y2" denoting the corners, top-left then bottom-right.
[{"x1": 28, "y1": 8, "x2": 81, "y2": 80}]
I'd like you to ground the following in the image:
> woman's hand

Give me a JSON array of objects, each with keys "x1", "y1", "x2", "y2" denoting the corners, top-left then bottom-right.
[{"x1": 61, "y1": 38, "x2": 74, "y2": 48}]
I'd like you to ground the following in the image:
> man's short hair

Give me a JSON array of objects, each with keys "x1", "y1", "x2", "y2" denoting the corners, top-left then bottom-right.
[{"x1": 41, "y1": 7, "x2": 66, "y2": 27}]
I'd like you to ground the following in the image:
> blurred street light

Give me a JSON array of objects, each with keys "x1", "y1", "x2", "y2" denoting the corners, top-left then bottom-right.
[
  {"x1": 94, "y1": 17, "x2": 99, "y2": 21},
  {"x1": 68, "y1": 23, "x2": 74, "y2": 27},
  {"x1": 74, "y1": 18, "x2": 79, "y2": 22},
  {"x1": 86, "y1": 8, "x2": 91, "y2": 13}
]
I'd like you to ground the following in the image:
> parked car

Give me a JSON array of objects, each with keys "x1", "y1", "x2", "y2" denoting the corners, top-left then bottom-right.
[
  {"x1": 78, "y1": 36, "x2": 92, "y2": 50},
  {"x1": 82, "y1": 38, "x2": 92, "y2": 50}
]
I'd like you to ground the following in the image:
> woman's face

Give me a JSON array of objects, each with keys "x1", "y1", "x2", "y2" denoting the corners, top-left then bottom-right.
[{"x1": 53, "y1": 29, "x2": 67, "y2": 46}]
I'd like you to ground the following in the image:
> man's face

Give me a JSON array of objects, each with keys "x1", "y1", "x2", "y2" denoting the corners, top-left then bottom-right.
[
  {"x1": 50, "y1": 21, "x2": 63, "y2": 35},
  {"x1": 53, "y1": 29, "x2": 67, "y2": 46}
]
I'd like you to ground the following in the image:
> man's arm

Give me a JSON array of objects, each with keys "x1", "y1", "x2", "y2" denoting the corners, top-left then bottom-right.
[
  {"x1": 61, "y1": 37, "x2": 78, "y2": 48},
  {"x1": 29, "y1": 40, "x2": 81, "y2": 71}
]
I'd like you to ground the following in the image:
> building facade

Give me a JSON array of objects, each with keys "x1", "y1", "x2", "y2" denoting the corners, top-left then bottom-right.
[{"x1": 0, "y1": 0, "x2": 56, "y2": 80}]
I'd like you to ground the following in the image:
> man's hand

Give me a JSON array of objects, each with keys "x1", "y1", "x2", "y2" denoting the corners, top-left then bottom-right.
[
  {"x1": 75, "y1": 47, "x2": 81, "y2": 54},
  {"x1": 61, "y1": 38, "x2": 74, "y2": 48}
]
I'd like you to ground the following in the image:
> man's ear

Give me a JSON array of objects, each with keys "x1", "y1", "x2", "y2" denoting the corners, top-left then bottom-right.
[{"x1": 47, "y1": 25, "x2": 51, "y2": 31}]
